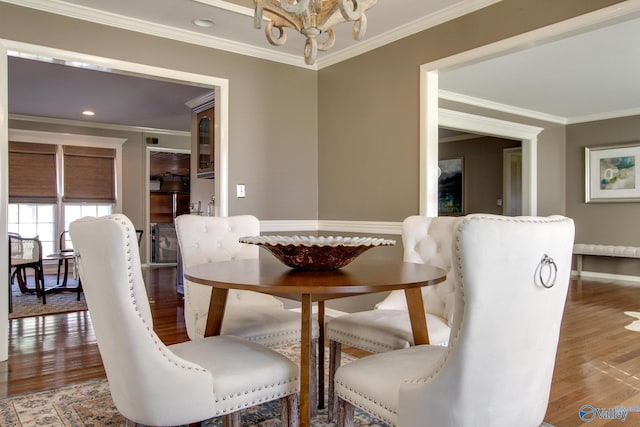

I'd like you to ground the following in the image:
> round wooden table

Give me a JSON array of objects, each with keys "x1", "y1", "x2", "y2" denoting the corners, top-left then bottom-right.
[{"x1": 185, "y1": 257, "x2": 446, "y2": 427}]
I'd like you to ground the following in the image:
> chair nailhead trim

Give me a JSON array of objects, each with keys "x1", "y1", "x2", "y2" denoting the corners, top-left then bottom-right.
[
  {"x1": 212, "y1": 380, "x2": 299, "y2": 415},
  {"x1": 106, "y1": 216, "x2": 208, "y2": 374}
]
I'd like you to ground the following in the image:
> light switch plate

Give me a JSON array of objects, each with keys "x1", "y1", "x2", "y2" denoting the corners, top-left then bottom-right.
[{"x1": 236, "y1": 184, "x2": 246, "y2": 198}]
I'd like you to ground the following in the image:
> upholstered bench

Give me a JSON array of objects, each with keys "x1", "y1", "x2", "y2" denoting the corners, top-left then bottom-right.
[{"x1": 573, "y1": 243, "x2": 640, "y2": 277}]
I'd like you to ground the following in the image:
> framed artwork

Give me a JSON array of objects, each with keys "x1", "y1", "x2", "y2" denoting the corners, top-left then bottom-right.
[
  {"x1": 438, "y1": 157, "x2": 464, "y2": 215},
  {"x1": 585, "y1": 142, "x2": 640, "y2": 203}
]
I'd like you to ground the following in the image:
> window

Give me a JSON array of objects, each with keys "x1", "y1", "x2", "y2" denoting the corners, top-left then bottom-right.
[
  {"x1": 62, "y1": 204, "x2": 113, "y2": 250},
  {"x1": 9, "y1": 139, "x2": 117, "y2": 253},
  {"x1": 8, "y1": 203, "x2": 56, "y2": 255},
  {"x1": 63, "y1": 146, "x2": 116, "y2": 203}
]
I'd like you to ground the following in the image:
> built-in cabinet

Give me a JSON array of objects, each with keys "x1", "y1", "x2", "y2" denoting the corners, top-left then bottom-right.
[{"x1": 195, "y1": 103, "x2": 214, "y2": 179}]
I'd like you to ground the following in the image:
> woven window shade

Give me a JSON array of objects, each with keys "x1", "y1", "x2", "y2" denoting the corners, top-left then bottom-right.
[
  {"x1": 63, "y1": 146, "x2": 116, "y2": 203},
  {"x1": 9, "y1": 142, "x2": 58, "y2": 203}
]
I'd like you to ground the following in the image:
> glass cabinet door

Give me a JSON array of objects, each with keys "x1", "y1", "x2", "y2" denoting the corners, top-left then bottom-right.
[{"x1": 196, "y1": 107, "x2": 214, "y2": 178}]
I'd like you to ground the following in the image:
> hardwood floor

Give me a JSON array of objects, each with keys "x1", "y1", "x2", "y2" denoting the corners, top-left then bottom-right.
[{"x1": 1, "y1": 267, "x2": 639, "y2": 426}]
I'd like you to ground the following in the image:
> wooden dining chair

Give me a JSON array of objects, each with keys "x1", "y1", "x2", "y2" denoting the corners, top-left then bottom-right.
[
  {"x1": 56, "y1": 230, "x2": 75, "y2": 286},
  {"x1": 334, "y1": 214, "x2": 575, "y2": 427},
  {"x1": 70, "y1": 214, "x2": 300, "y2": 427},
  {"x1": 9, "y1": 233, "x2": 46, "y2": 312}
]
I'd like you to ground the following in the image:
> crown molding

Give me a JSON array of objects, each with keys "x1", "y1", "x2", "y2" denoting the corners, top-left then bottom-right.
[
  {"x1": 439, "y1": 90, "x2": 567, "y2": 125},
  {"x1": 8, "y1": 128, "x2": 126, "y2": 147},
  {"x1": 185, "y1": 91, "x2": 215, "y2": 109},
  {"x1": 440, "y1": 90, "x2": 640, "y2": 126},
  {"x1": 9, "y1": 114, "x2": 191, "y2": 136},
  {"x1": 567, "y1": 106, "x2": 640, "y2": 125},
  {"x1": 316, "y1": 0, "x2": 503, "y2": 68},
  {"x1": 2, "y1": 0, "x2": 313, "y2": 69},
  {"x1": 191, "y1": 0, "x2": 253, "y2": 17},
  {"x1": 3, "y1": 0, "x2": 502, "y2": 70}
]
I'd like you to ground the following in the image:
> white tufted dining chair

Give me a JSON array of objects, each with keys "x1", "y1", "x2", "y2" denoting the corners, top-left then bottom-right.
[
  {"x1": 69, "y1": 214, "x2": 300, "y2": 427},
  {"x1": 335, "y1": 214, "x2": 575, "y2": 427},
  {"x1": 326, "y1": 215, "x2": 460, "y2": 419},
  {"x1": 174, "y1": 214, "x2": 320, "y2": 411}
]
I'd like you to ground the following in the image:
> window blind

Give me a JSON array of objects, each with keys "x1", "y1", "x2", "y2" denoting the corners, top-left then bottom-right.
[
  {"x1": 63, "y1": 146, "x2": 116, "y2": 203},
  {"x1": 8, "y1": 142, "x2": 58, "y2": 203}
]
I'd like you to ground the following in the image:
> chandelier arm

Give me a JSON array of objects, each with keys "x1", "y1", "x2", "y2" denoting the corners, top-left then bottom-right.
[
  {"x1": 281, "y1": 0, "x2": 311, "y2": 14},
  {"x1": 318, "y1": 29, "x2": 336, "y2": 51},
  {"x1": 265, "y1": 21, "x2": 288, "y2": 46},
  {"x1": 254, "y1": 1, "x2": 264, "y2": 29},
  {"x1": 338, "y1": 0, "x2": 362, "y2": 21},
  {"x1": 304, "y1": 37, "x2": 318, "y2": 65},
  {"x1": 352, "y1": 14, "x2": 367, "y2": 40}
]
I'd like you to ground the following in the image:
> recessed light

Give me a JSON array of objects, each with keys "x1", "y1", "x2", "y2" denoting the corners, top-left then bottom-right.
[
  {"x1": 82, "y1": 110, "x2": 95, "y2": 116},
  {"x1": 193, "y1": 18, "x2": 215, "y2": 28}
]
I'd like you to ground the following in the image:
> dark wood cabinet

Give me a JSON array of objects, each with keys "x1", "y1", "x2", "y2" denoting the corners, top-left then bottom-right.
[
  {"x1": 150, "y1": 192, "x2": 189, "y2": 224},
  {"x1": 196, "y1": 106, "x2": 214, "y2": 179}
]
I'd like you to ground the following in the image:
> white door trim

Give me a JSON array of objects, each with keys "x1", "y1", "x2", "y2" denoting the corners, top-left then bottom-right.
[
  {"x1": 0, "y1": 39, "x2": 230, "y2": 361},
  {"x1": 418, "y1": 2, "x2": 640, "y2": 217}
]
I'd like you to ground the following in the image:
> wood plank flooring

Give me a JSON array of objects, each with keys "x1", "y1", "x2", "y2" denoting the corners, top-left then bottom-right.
[{"x1": 1, "y1": 267, "x2": 639, "y2": 427}]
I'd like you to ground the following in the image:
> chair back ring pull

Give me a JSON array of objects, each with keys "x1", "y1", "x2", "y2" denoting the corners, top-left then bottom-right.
[{"x1": 536, "y1": 254, "x2": 558, "y2": 289}]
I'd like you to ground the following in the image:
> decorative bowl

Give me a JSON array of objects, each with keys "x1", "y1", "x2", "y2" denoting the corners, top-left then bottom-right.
[{"x1": 239, "y1": 235, "x2": 396, "y2": 271}]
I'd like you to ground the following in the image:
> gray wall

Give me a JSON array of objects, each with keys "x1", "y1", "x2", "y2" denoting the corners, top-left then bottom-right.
[
  {"x1": 317, "y1": 0, "x2": 622, "y2": 222},
  {"x1": 1, "y1": 0, "x2": 632, "y2": 315},
  {"x1": 567, "y1": 115, "x2": 640, "y2": 276},
  {"x1": 0, "y1": 1, "x2": 319, "y2": 222},
  {"x1": 440, "y1": 137, "x2": 521, "y2": 215}
]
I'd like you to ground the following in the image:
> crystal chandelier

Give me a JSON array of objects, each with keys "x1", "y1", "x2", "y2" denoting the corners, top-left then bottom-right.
[{"x1": 253, "y1": 0, "x2": 378, "y2": 65}]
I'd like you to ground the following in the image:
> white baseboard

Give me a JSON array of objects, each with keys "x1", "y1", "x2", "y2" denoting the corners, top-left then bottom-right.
[{"x1": 572, "y1": 270, "x2": 640, "y2": 285}]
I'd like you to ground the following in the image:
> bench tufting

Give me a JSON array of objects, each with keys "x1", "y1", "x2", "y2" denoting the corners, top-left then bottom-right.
[{"x1": 573, "y1": 243, "x2": 640, "y2": 276}]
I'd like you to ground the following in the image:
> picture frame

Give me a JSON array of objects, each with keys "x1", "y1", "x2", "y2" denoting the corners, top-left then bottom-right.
[
  {"x1": 585, "y1": 142, "x2": 640, "y2": 203},
  {"x1": 438, "y1": 157, "x2": 464, "y2": 215}
]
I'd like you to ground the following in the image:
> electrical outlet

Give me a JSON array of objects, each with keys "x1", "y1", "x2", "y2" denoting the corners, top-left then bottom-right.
[{"x1": 236, "y1": 184, "x2": 246, "y2": 198}]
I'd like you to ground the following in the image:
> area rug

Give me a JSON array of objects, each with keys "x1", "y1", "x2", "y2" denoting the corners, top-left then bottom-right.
[
  {"x1": 0, "y1": 343, "x2": 388, "y2": 427},
  {"x1": 8, "y1": 279, "x2": 86, "y2": 320},
  {"x1": 0, "y1": 378, "x2": 557, "y2": 427}
]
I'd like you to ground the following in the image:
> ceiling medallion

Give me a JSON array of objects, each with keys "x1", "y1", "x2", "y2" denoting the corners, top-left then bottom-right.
[{"x1": 253, "y1": 0, "x2": 378, "y2": 65}]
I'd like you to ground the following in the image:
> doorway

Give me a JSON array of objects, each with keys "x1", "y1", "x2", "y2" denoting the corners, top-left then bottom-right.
[
  {"x1": 148, "y1": 148, "x2": 190, "y2": 266},
  {"x1": 0, "y1": 40, "x2": 231, "y2": 361},
  {"x1": 503, "y1": 147, "x2": 523, "y2": 216},
  {"x1": 439, "y1": 128, "x2": 522, "y2": 216}
]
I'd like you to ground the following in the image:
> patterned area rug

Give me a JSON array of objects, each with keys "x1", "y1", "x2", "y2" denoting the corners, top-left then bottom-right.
[
  {"x1": 0, "y1": 378, "x2": 391, "y2": 427},
  {"x1": 8, "y1": 279, "x2": 86, "y2": 320},
  {"x1": 0, "y1": 343, "x2": 388, "y2": 427},
  {"x1": 0, "y1": 378, "x2": 557, "y2": 427},
  {"x1": 0, "y1": 339, "x2": 557, "y2": 427}
]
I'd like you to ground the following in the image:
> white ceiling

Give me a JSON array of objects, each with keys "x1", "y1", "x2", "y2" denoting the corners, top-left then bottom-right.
[
  {"x1": 5, "y1": 0, "x2": 640, "y2": 130},
  {"x1": 439, "y1": 12, "x2": 640, "y2": 124},
  {"x1": 5, "y1": 0, "x2": 496, "y2": 68}
]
